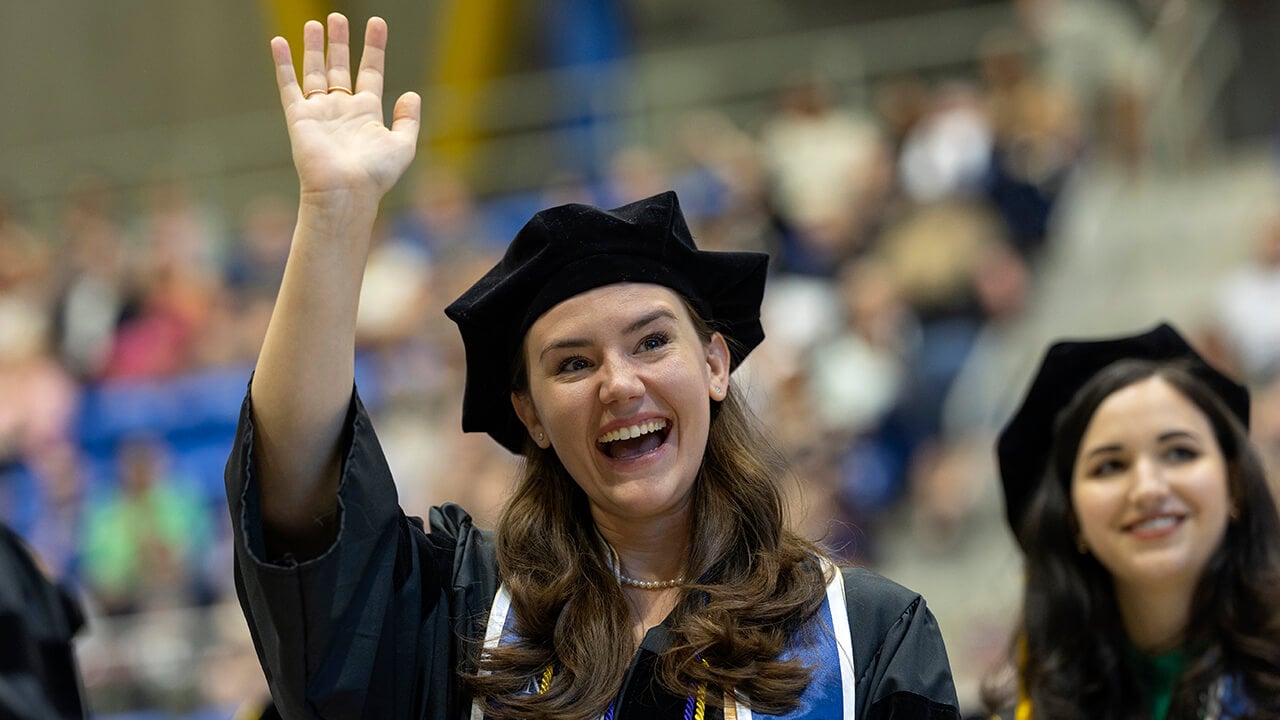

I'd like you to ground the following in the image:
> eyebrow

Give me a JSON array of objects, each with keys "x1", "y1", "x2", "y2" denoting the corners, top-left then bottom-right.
[
  {"x1": 1084, "y1": 444, "x2": 1124, "y2": 460},
  {"x1": 537, "y1": 308, "x2": 679, "y2": 362},
  {"x1": 1083, "y1": 430, "x2": 1201, "y2": 459},
  {"x1": 1158, "y1": 430, "x2": 1199, "y2": 444}
]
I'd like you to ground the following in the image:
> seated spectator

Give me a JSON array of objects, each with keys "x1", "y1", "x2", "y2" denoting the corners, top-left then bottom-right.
[
  {"x1": 1214, "y1": 210, "x2": 1280, "y2": 384},
  {"x1": 82, "y1": 436, "x2": 214, "y2": 615}
]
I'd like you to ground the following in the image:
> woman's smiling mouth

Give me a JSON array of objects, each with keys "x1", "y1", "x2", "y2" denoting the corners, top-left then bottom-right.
[
  {"x1": 1124, "y1": 513, "x2": 1185, "y2": 539},
  {"x1": 597, "y1": 419, "x2": 670, "y2": 459}
]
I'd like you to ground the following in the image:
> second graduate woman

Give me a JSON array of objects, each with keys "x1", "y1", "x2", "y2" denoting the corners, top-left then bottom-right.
[{"x1": 987, "y1": 323, "x2": 1280, "y2": 719}]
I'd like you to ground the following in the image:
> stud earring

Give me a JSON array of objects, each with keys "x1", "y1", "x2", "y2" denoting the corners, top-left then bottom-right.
[
  {"x1": 536, "y1": 432, "x2": 545, "y2": 442},
  {"x1": 713, "y1": 385, "x2": 722, "y2": 395}
]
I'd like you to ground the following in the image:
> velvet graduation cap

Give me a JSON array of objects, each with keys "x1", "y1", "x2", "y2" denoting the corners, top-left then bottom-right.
[
  {"x1": 444, "y1": 190, "x2": 769, "y2": 454},
  {"x1": 996, "y1": 322, "x2": 1250, "y2": 545}
]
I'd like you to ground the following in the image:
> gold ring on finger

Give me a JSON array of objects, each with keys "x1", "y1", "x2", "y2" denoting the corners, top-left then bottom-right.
[
  {"x1": 304, "y1": 88, "x2": 327, "y2": 98},
  {"x1": 328, "y1": 85, "x2": 353, "y2": 95}
]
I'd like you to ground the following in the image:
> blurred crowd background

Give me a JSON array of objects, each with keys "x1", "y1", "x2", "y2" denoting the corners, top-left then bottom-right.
[{"x1": 3, "y1": 0, "x2": 1280, "y2": 716}]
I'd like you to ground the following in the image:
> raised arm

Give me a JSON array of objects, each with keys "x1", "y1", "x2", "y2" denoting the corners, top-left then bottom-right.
[{"x1": 252, "y1": 13, "x2": 420, "y2": 549}]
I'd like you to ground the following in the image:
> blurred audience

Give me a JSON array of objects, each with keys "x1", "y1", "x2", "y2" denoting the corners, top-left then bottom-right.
[
  {"x1": 803, "y1": 260, "x2": 917, "y2": 561},
  {"x1": 51, "y1": 178, "x2": 132, "y2": 380},
  {"x1": 223, "y1": 195, "x2": 293, "y2": 304},
  {"x1": 1214, "y1": 209, "x2": 1280, "y2": 384},
  {"x1": 392, "y1": 166, "x2": 500, "y2": 262},
  {"x1": 0, "y1": 6, "x2": 1265, "y2": 715},
  {"x1": 1014, "y1": 0, "x2": 1154, "y2": 168},
  {"x1": 20, "y1": 442, "x2": 88, "y2": 585},
  {"x1": 898, "y1": 82, "x2": 994, "y2": 204},
  {"x1": 977, "y1": 26, "x2": 1080, "y2": 262},
  {"x1": 760, "y1": 78, "x2": 891, "y2": 274}
]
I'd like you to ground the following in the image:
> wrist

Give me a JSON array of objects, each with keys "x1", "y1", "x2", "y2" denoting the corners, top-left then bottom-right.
[{"x1": 296, "y1": 189, "x2": 382, "y2": 229}]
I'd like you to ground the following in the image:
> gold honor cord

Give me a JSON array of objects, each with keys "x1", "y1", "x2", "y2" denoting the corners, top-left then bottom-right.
[{"x1": 536, "y1": 658, "x2": 709, "y2": 720}]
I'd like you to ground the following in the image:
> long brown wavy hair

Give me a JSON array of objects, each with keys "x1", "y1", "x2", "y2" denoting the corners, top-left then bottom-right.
[
  {"x1": 464, "y1": 305, "x2": 832, "y2": 719},
  {"x1": 984, "y1": 360, "x2": 1280, "y2": 718}
]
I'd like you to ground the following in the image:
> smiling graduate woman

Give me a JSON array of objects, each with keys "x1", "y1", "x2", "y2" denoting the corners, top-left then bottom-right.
[
  {"x1": 985, "y1": 324, "x2": 1280, "y2": 719},
  {"x1": 226, "y1": 13, "x2": 962, "y2": 720}
]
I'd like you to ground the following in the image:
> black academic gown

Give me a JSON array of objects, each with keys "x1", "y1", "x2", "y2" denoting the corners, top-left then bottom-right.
[
  {"x1": 227, "y1": 387, "x2": 962, "y2": 719},
  {"x1": 0, "y1": 524, "x2": 87, "y2": 719}
]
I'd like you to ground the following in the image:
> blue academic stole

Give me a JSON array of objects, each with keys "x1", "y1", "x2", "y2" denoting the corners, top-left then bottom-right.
[{"x1": 472, "y1": 558, "x2": 858, "y2": 719}]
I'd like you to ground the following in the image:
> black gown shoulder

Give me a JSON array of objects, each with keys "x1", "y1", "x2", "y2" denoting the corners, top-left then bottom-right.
[{"x1": 841, "y1": 566, "x2": 962, "y2": 719}]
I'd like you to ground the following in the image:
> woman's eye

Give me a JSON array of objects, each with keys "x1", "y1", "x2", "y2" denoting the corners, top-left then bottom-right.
[
  {"x1": 556, "y1": 356, "x2": 590, "y2": 374},
  {"x1": 638, "y1": 332, "x2": 670, "y2": 353},
  {"x1": 1089, "y1": 458, "x2": 1126, "y2": 477},
  {"x1": 1164, "y1": 445, "x2": 1198, "y2": 463}
]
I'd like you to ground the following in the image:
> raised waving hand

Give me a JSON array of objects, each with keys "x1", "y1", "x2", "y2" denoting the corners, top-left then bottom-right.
[
  {"x1": 252, "y1": 14, "x2": 420, "y2": 550},
  {"x1": 270, "y1": 13, "x2": 420, "y2": 200}
]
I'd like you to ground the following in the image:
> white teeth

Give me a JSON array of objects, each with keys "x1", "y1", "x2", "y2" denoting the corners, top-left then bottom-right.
[
  {"x1": 597, "y1": 419, "x2": 668, "y2": 444},
  {"x1": 1132, "y1": 516, "x2": 1178, "y2": 532}
]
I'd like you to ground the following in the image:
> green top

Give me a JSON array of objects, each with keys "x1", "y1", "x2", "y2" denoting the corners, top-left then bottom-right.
[
  {"x1": 83, "y1": 481, "x2": 212, "y2": 598},
  {"x1": 1128, "y1": 644, "x2": 1187, "y2": 720}
]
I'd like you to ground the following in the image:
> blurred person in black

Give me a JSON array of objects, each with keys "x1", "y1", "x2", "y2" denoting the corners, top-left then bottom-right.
[{"x1": 0, "y1": 523, "x2": 87, "y2": 719}]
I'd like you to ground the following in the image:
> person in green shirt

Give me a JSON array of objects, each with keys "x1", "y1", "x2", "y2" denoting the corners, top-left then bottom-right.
[
  {"x1": 83, "y1": 436, "x2": 212, "y2": 614},
  {"x1": 985, "y1": 323, "x2": 1280, "y2": 719}
]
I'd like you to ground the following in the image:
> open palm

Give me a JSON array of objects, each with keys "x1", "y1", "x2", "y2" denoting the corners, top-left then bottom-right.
[{"x1": 271, "y1": 14, "x2": 420, "y2": 199}]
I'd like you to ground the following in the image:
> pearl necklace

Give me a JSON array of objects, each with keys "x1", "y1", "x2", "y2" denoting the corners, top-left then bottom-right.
[
  {"x1": 605, "y1": 542, "x2": 685, "y2": 590},
  {"x1": 616, "y1": 572, "x2": 686, "y2": 590}
]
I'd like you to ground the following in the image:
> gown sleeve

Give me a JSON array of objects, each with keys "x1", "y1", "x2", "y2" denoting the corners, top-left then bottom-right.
[
  {"x1": 225, "y1": 383, "x2": 498, "y2": 720},
  {"x1": 843, "y1": 567, "x2": 962, "y2": 719}
]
